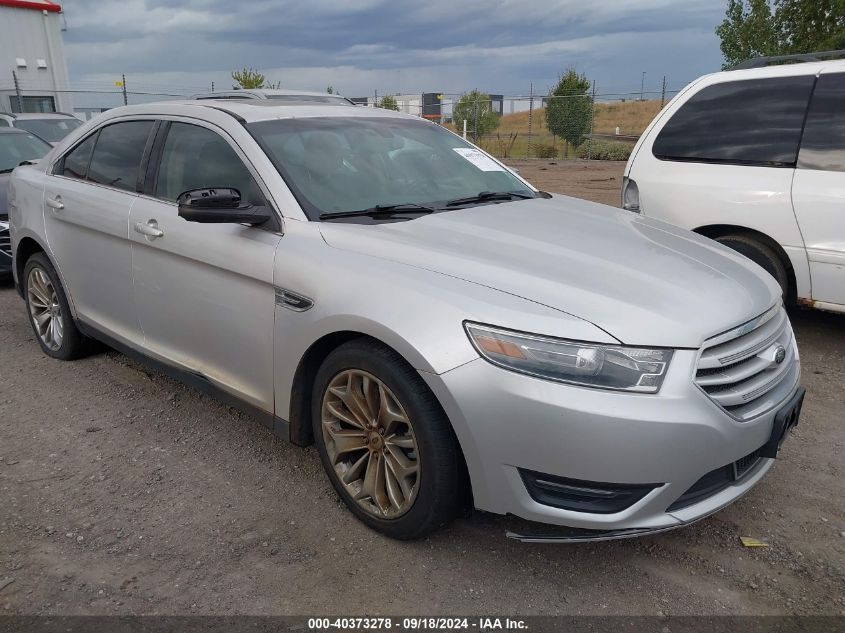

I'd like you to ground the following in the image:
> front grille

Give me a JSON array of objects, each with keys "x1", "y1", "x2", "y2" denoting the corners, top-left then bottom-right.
[
  {"x1": 0, "y1": 221, "x2": 11, "y2": 260},
  {"x1": 667, "y1": 448, "x2": 762, "y2": 512},
  {"x1": 695, "y1": 305, "x2": 798, "y2": 420},
  {"x1": 734, "y1": 450, "x2": 761, "y2": 478}
]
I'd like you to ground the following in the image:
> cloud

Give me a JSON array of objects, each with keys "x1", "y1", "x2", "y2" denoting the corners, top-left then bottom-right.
[{"x1": 59, "y1": 0, "x2": 726, "y2": 100}]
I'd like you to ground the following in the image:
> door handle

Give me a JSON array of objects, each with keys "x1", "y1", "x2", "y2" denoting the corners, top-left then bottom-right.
[
  {"x1": 46, "y1": 196, "x2": 64, "y2": 210},
  {"x1": 134, "y1": 220, "x2": 164, "y2": 239}
]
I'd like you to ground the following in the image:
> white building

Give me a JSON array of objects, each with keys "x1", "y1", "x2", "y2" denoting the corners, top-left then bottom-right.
[
  {"x1": 0, "y1": 0, "x2": 72, "y2": 114},
  {"x1": 353, "y1": 93, "x2": 443, "y2": 121}
]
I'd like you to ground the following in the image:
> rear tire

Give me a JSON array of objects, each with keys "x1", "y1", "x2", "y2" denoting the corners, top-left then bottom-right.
[
  {"x1": 312, "y1": 339, "x2": 463, "y2": 540},
  {"x1": 23, "y1": 253, "x2": 91, "y2": 360},
  {"x1": 715, "y1": 234, "x2": 790, "y2": 299}
]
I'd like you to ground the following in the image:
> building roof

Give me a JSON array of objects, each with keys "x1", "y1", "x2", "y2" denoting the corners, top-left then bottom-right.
[{"x1": 0, "y1": 0, "x2": 62, "y2": 13}]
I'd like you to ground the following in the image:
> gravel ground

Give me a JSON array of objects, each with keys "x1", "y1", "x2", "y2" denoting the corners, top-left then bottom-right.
[{"x1": 0, "y1": 160, "x2": 843, "y2": 616}]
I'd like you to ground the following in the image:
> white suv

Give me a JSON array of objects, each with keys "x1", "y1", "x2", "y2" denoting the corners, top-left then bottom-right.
[{"x1": 624, "y1": 53, "x2": 845, "y2": 314}]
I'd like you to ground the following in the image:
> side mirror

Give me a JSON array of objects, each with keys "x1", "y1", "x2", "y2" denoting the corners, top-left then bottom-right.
[{"x1": 177, "y1": 188, "x2": 272, "y2": 225}]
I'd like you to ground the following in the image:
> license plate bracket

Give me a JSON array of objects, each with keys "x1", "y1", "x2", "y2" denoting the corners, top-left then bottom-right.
[{"x1": 759, "y1": 387, "x2": 805, "y2": 459}]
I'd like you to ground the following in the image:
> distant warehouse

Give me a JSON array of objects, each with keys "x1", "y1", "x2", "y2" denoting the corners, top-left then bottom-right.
[
  {"x1": 351, "y1": 93, "x2": 444, "y2": 121},
  {"x1": 0, "y1": 0, "x2": 72, "y2": 114}
]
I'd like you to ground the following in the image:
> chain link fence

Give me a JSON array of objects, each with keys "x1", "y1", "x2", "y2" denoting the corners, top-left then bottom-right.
[{"x1": 1, "y1": 74, "x2": 679, "y2": 160}]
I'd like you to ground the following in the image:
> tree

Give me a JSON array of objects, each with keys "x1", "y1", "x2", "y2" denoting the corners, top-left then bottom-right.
[
  {"x1": 377, "y1": 95, "x2": 400, "y2": 111},
  {"x1": 776, "y1": 0, "x2": 845, "y2": 53},
  {"x1": 717, "y1": 0, "x2": 845, "y2": 68},
  {"x1": 326, "y1": 85, "x2": 335, "y2": 94},
  {"x1": 716, "y1": 0, "x2": 779, "y2": 68},
  {"x1": 231, "y1": 67, "x2": 280, "y2": 90},
  {"x1": 545, "y1": 69, "x2": 592, "y2": 158},
  {"x1": 232, "y1": 67, "x2": 266, "y2": 89},
  {"x1": 451, "y1": 90, "x2": 499, "y2": 142}
]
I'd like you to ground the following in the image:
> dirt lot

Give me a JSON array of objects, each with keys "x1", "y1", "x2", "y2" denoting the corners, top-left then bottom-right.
[
  {"x1": 1, "y1": 161, "x2": 844, "y2": 616},
  {"x1": 508, "y1": 159, "x2": 626, "y2": 207}
]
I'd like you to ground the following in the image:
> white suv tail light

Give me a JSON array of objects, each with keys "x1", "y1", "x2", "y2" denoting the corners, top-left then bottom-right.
[{"x1": 622, "y1": 177, "x2": 640, "y2": 213}]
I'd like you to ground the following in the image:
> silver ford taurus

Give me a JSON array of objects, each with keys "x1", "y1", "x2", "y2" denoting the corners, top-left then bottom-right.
[{"x1": 7, "y1": 100, "x2": 804, "y2": 540}]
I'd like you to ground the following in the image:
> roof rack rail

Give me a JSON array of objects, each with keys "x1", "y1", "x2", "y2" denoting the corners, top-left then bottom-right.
[{"x1": 730, "y1": 49, "x2": 845, "y2": 70}]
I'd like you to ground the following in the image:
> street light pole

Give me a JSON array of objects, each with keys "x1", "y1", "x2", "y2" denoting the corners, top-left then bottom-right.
[{"x1": 640, "y1": 71, "x2": 646, "y2": 101}]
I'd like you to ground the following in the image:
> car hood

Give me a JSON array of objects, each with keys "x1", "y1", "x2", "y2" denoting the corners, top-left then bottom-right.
[{"x1": 318, "y1": 195, "x2": 780, "y2": 348}]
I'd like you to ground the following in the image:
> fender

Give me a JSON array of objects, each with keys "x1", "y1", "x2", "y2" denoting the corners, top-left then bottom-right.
[{"x1": 12, "y1": 232, "x2": 79, "y2": 319}]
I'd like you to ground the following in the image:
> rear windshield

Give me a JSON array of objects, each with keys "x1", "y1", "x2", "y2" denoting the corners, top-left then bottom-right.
[
  {"x1": 653, "y1": 76, "x2": 816, "y2": 166},
  {"x1": 0, "y1": 132, "x2": 51, "y2": 172},
  {"x1": 15, "y1": 117, "x2": 82, "y2": 143}
]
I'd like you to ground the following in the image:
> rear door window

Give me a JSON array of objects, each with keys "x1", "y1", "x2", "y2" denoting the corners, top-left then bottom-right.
[
  {"x1": 653, "y1": 76, "x2": 816, "y2": 166},
  {"x1": 87, "y1": 121, "x2": 154, "y2": 192},
  {"x1": 60, "y1": 134, "x2": 97, "y2": 179},
  {"x1": 798, "y1": 72, "x2": 845, "y2": 172}
]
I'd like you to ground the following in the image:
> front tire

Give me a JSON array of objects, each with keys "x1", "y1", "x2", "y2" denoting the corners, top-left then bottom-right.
[
  {"x1": 23, "y1": 253, "x2": 91, "y2": 360},
  {"x1": 715, "y1": 234, "x2": 790, "y2": 299},
  {"x1": 312, "y1": 339, "x2": 463, "y2": 539}
]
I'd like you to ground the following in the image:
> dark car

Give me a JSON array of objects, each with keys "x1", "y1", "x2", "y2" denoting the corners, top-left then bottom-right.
[{"x1": 1, "y1": 128, "x2": 52, "y2": 279}]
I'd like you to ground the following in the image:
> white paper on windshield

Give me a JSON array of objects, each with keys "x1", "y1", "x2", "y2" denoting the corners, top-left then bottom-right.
[{"x1": 452, "y1": 148, "x2": 505, "y2": 172}]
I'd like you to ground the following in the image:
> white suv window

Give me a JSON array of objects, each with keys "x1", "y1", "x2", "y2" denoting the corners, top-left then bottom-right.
[
  {"x1": 653, "y1": 75, "x2": 816, "y2": 166},
  {"x1": 798, "y1": 72, "x2": 845, "y2": 173}
]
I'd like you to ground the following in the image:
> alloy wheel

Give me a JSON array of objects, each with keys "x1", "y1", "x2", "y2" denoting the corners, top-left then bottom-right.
[
  {"x1": 320, "y1": 369, "x2": 420, "y2": 519},
  {"x1": 27, "y1": 267, "x2": 64, "y2": 351}
]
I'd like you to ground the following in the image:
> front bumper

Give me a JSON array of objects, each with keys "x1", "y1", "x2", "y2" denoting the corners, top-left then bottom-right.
[{"x1": 421, "y1": 349, "x2": 800, "y2": 532}]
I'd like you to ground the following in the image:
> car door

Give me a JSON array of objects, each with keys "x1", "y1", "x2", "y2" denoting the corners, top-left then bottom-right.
[
  {"x1": 792, "y1": 71, "x2": 845, "y2": 309},
  {"x1": 44, "y1": 119, "x2": 155, "y2": 344},
  {"x1": 128, "y1": 120, "x2": 282, "y2": 413}
]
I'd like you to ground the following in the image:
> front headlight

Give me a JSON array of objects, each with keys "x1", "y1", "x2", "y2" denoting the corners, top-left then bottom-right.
[{"x1": 465, "y1": 323, "x2": 673, "y2": 393}]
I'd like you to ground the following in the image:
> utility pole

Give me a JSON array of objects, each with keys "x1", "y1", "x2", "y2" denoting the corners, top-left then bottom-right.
[
  {"x1": 660, "y1": 75, "x2": 667, "y2": 108},
  {"x1": 527, "y1": 82, "x2": 534, "y2": 159},
  {"x1": 211, "y1": 81, "x2": 215, "y2": 93},
  {"x1": 473, "y1": 97, "x2": 479, "y2": 143},
  {"x1": 121, "y1": 73, "x2": 128, "y2": 105},
  {"x1": 587, "y1": 80, "x2": 596, "y2": 161},
  {"x1": 12, "y1": 70, "x2": 23, "y2": 113},
  {"x1": 640, "y1": 71, "x2": 646, "y2": 101}
]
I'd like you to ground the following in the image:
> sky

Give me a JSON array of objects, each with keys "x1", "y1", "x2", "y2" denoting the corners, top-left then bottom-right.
[{"x1": 57, "y1": 0, "x2": 728, "y2": 106}]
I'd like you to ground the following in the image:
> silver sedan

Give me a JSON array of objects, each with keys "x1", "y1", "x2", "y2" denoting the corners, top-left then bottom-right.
[{"x1": 8, "y1": 100, "x2": 803, "y2": 540}]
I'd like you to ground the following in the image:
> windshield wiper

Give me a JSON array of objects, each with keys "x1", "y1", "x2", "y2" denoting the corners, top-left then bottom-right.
[
  {"x1": 319, "y1": 202, "x2": 438, "y2": 220},
  {"x1": 444, "y1": 191, "x2": 535, "y2": 207}
]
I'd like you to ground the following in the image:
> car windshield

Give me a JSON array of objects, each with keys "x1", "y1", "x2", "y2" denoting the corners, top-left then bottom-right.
[
  {"x1": 247, "y1": 116, "x2": 535, "y2": 219},
  {"x1": 0, "y1": 132, "x2": 52, "y2": 172},
  {"x1": 15, "y1": 118, "x2": 82, "y2": 142}
]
